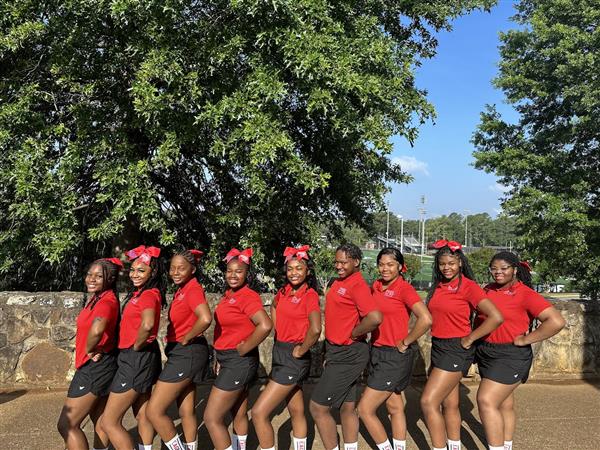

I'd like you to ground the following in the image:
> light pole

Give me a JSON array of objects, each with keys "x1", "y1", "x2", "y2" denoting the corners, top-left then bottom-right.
[
  {"x1": 398, "y1": 214, "x2": 404, "y2": 253},
  {"x1": 386, "y1": 200, "x2": 390, "y2": 246},
  {"x1": 464, "y1": 210, "x2": 470, "y2": 249}
]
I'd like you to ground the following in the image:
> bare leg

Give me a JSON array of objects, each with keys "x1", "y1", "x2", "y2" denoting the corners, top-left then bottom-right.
[
  {"x1": 357, "y1": 387, "x2": 393, "y2": 445},
  {"x1": 420, "y1": 368, "x2": 463, "y2": 449},
  {"x1": 89, "y1": 396, "x2": 110, "y2": 449},
  {"x1": 177, "y1": 383, "x2": 198, "y2": 444},
  {"x1": 203, "y1": 386, "x2": 245, "y2": 450},
  {"x1": 340, "y1": 401, "x2": 359, "y2": 445},
  {"x1": 500, "y1": 392, "x2": 516, "y2": 443},
  {"x1": 146, "y1": 379, "x2": 191, "y2": 441},
  {"x1": 132, "y1": 393, "x2": 155, "y2": 446},
  {"x1": 386, "y1": 392, "x2": 407, "y2": 441},
  {"x1": 477, "y1": 379, "x2": 520, "y2": 447},
  {"x1": 442, "y1": 384, "x2": 460, "y2": 441},
  {"x1": 101, "y1": 389, "x2": 140, "y2": 450},
  {"x1": 309, "y1": 400, "x2": 338, "y2": 450},
  {"x1": 251, "y1": 381, "x2": 298, "y2": 449},
  {"x1": 231, "y1": 389, "x2": 249, "y2": 438},
  {"x1": 57, "y1": 393, "x2": 99, "y2": 450},
  {"x1": 287, "y1": 387, "x2": 308, "y2": 440}
]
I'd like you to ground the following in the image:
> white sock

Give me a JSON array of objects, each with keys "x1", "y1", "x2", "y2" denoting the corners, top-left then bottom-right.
[
  {"x1": 376, "y1": 440, "x2": 393, "y2": 450},
  {"x1": 504, "y1": 441, "x2": 513, "y2": 450},
  {"x1": 185, "y1": 441, "x2": 197, "y2": 450},
  {"x1": 433, "y1": 447, "x2": 446, "y2": 450},
  {"x1": 261, "y1": 447, "x2": 275, "y2": 450},
  {"x1": 232, "y1": 434, "x2": 247, "y2": 450},
  {"x1": 331, "y1": 447, "x2": 339, "y2": 450},
  {"x1": 489, "y1": 446, "x2": 504, "y2": 450},
  {"x1": 165, "y1": 434, "x2": 186, "y2": 450},
  {"x1": 344, "y1": 443, "x2": 358, "y2": 450},
  {"x1": 224, "y1": 447, "x2": 233, "y2": 450},
  {"x1": 393, "y1": 438, "x2": 406, "y2": 450},
  {"x1": 138, "y1": 445, "x2": 152, "y2": 450},
  {"x1": 447, "y1": 440, "x2": 461, "y2": 450},
  {"x1": 92, "y1": 448, "x2": 109, "y2": 450},
  {"x1": 293, "y1": 436, "x2": 307, "y2": 450}
]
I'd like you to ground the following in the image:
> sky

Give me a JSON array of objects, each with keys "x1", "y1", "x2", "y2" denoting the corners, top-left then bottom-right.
[{"x1": 388, "y1": 1, "x2": 520, "y2": 220}]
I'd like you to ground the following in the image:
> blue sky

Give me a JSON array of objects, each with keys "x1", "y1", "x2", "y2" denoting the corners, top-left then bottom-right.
[{"x1": 388, "y1": 1, "x2": 519, "y2": 220}]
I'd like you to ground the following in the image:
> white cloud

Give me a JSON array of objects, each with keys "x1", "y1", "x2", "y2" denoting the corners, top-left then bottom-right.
[
  {"x1": 488, "y1": 182, "x2": 511, "y2": 193},
  {"x1": 392, "y1": 156, "x2": 429, "y2": 176}
]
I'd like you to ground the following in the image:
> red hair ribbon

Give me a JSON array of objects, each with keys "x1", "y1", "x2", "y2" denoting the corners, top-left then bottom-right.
[
  {"x1": 401, "y1": 263, "x2": 407, "y2": 273},
  {"x1": 432, "y1": 239, "x2": 462, "y2": 252},
  {"x1": 103, "y1": 257, "x2": 124, "y2": 269},
  {"x1": 189, "y1": 249, "x2": 203, "y2": 263},
  {"x1": 224, "y1": 247, "x2": 253, "y2": 265},
  {"x1": 283, "y1": 245, "x2": 311, "y2": 263},
  {"x1": 126, "y1": 245, "x2": 161, "y2": 265},
  {"x1": 519, "y1": 261, "x2": 532, "y2": 272}
]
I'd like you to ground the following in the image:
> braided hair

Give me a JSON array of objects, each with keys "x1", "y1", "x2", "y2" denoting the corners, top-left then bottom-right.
[
  {"x1": 426, "y1": 245, "x2": 475, "y2": 302},
  {"x1": 82, "y1": 259, "x2": 121, "y2": 310},
  {"x1": 489, "y1": 251, "x2": 533, "y2": 288},
  {"x1": 172, "y1": 249, "x2": 202, "y2": 283},
  {"x1": 336, "y1": 243, "x2": 363, "y2": 262}
]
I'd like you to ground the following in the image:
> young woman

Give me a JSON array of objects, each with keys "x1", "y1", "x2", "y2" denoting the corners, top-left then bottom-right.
[
  {"x1": 57, "y1": 258, "x2": 122, "y2": 450},
  {"x1": 476, "y1": 252, "x2": 565, "y2": 450},
  {"x1": 310, "y1": 243, "x2": 382, "y2": 450},
  {"x1": 99, "y1": 245, "x2": 165, "y2": 450},
  {"x1": 251, "y1": 245, "x2": 322, "y2": 450},
  {"x1": 146, "y1": 249, "x2": 212, "y2": 450},
  {"x1": 420, "y1": 240, "x2": 503, "y2": 450},
  {"x1": 357, "y1": 247, "x2": 432, "y2": 450},
  {"x1": 203, "y1": 248, "x2": 273, "y2": 450}
]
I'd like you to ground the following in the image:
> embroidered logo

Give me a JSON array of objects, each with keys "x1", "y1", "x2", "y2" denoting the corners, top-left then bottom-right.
[
  {"x1": 291, "y1": 296, "x2": 301, "y2": 304},
  {"x1": 228, "y1": 298, "x2": 236, "y2": 304},
  {"x1": 337, "y1": 287, "x2": 347, "y2": 295},
  {"x1": 384, "y1": 290, "x2": 395, "y2": 297}
]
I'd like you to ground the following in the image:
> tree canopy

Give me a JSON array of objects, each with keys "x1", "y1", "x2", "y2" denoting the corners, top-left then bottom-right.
[
  {"x1": 0, "y1": 0, "x2": 493, "y2": 290},
  {"x1": 472, "y1": 0, "x2": 600, "y2": 298}
]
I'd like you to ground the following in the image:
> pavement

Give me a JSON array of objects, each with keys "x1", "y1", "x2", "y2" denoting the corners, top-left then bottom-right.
[{"x1": 1, "y1": 380, "x2": 599, "y2": 449}]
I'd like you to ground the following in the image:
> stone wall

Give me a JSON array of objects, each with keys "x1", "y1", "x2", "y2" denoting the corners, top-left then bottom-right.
[{"x1": 0, "y1": 291, "x2": 598, "y2": 387}]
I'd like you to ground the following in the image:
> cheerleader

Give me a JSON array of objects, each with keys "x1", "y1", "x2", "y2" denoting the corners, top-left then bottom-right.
[
  {"x1": 203, "y1": 248, "x2": 273, "y2": 450},
  {"x1": 310, "y1": 243, "x2": 382, "y2": 450},
  {"x1": 475, "y1": 252, "x2": 565, "y2": 450},
  {"x1": 420, "y1": 240, "x2": 503, "y2": 450},
  {"x1": 99, "y1": 246, "x2": 165, "y2": 450},
  {"x1": 251, "y1": 245, "x2": 322, "y2": 450},
  {"x1": 57, "y1": 258, "x2": 121, "y2": 450},
  {"x1": 357, "y1": 247, "x2": 432, "y2": 450},
  {"x1": 146, "y1": 249, "x2": 212, "y2": 450}
]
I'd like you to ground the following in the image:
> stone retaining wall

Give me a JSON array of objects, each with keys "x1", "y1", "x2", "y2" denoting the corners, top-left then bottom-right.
[{"x1": 0, "y1": 291, "x2": 598, "y2": 387}]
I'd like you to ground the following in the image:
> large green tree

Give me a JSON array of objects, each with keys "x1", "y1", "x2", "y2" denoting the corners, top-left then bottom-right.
[
  {"x1": 0, "y1": 0, "x2": 492, "y2": 290},
  {"x1": 473, "y1": 0, "x2": 600, "y2": 298}
]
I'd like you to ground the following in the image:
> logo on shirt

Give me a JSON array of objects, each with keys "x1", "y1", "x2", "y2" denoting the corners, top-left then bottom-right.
[
  {"x1": 337, "y1": 287, "x2": 347, "y2": 295},
  {"x1": 504, "y1": 290, "x2": 515, "y2": 296},
  {"x1": 291, "y1": 296, "x2": 301, "y2": 304},
  {"x1": 447, "y1": 285, "x2": 458, "y2": 292},
  {"x1": 384, "y1": 290, "x2": 395, "y2": 298},
  {"x1": 228, "y1": 298, "x2": 237, "y2": 304}
]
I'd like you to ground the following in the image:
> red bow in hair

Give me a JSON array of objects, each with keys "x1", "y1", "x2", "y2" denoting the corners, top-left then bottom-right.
[
  {"x1": 401, "y1": 263, "x2": 407, "y2": 273},
  {"x1": 189, "y1": 249, "x2": 203, "y2": 263},
  {"x1": 519, "y1": 261, "x2": 532, "y2": 272},
  {"x1": 432, "y1": 239, "x2": 462, "y2": 252},
  {"x1": 283, "y1": 245, "x2": 310, "y2": 263},
  {"x1": 126, "y1": 245, "x2": 161, "y2": 265},
  {"x1": 224, "y1": 248, "x2": 253, "y2": 265},
  {"x1": 103, "y1": 257, "x2": 124, "y2": 269}
]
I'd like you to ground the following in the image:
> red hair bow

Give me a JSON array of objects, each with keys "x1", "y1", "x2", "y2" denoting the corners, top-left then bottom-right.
[
  {"x1": 432, "y1": 239, "x2": 462, "y2": 252},
  {"x1": 283, "y1": 245, "x2": 311, "y2": 263},
  {"x1": 224, "y1": 247, "x2": 253, "y2": 265},
  {"x1": 103, "y1": 257, "x2": 124, "y2": 269},
  {"x1": 189, "y1": 249, "x2": 203, "y2": 263},
  {"x1": 519, "y1": 261, "x2": 532, "y2": 272},
  {"x1": 401, "y1": 263, "x2": 407, "y2": 273},
  {"x1": 126, "y1": 245, "x2": 161, "y2": 265}
]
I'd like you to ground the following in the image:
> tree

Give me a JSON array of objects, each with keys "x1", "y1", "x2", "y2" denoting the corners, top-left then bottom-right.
[
  {"x1": 404, "y1": 254, "x2": 422, "y2": 282},
  {"x1": 472, "y1": 0, "x2": 600, "y2": 299},
  {"x1": 0, "y1": 0, "x2": 494, "y2": 290},
  {"x1": 467, "y1": 247, "x2": 496, "y2": 285}
]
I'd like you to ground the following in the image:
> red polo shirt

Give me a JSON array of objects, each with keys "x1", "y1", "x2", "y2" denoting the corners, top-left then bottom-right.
[
  {"x1": 213, "y1": 285, "x2": 264, "y2": 350},
  {"x1": 324, "y1": 271, "x2": 377, "y2": 345},
  {"x1": 166, "y1": 278, "x2": 208, "y2": 343},
  {"x1": 274, "y1": 283, "x2": 320, "y2": 343},
  {"x1": 75, "y1": 290, "x2": 119, "y2": 369},
  {"x1": 371, "y1": 277, "x2": 422, "y2": 347},
  {"x1": 119, "y1": 288, "x2": 162, "y2": 349},
  {"x1": 428, "y1": 276, "x2": 486, "y2": 338},
  {"x1": 479, "y1": 281, "x2": 551, "y2": 343}
]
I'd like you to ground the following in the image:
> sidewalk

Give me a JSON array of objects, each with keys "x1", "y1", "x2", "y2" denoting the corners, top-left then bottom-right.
[{"x1": 1, "y1": 380, "x2": 599, "y2": 449}]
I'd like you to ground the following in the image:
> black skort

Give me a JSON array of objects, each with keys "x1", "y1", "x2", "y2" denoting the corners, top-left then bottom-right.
[
  {"x1": 271, "y1": 340, "x2": 311, "y2": 386},
  {"x1": 110, "y1": 342, "x2": 161, "y2": 394},
  {"x1": 431, "y1": 337, "x2": 475, "y2": 376},
  {"x1": 367, "y1": 345, "x2": 415, "y2": 393},
  {"x1": 214, "y1": 348, "x2": 259, "y2": 391},
  {"x1": 68, "y1": 352, "x2": 118, "y2": 398},
  {"x1": 476, "y1": 341, "x2": 533, "y2": 385},
  {"x1": 311, "y1": 340, "x2": 369, "y2": 409},
  {"x1": 159, "y1": 337, "x2": 210, "y2": 384}
]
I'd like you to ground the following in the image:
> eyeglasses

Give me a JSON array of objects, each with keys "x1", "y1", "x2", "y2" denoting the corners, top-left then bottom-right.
[{"x1": 488, "y1": 266, "x2": 513, "y2": 274}]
